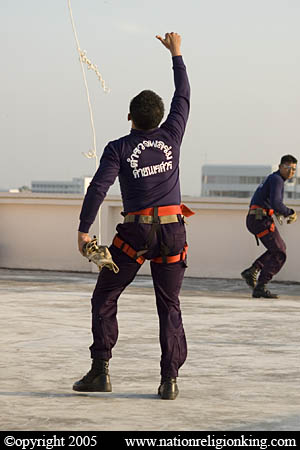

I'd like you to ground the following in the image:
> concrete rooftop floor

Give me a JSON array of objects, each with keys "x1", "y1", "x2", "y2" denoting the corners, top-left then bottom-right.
[{"x1": 0, "y1": 268, "x2": 300, "y2": 431}]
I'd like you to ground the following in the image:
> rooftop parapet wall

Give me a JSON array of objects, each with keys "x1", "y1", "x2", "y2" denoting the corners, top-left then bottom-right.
[{"x1": 0, "y1": 193, "x2": 300, "y2": 282}]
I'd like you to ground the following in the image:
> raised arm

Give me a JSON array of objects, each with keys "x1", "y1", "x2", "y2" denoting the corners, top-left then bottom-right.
[{"x1": 156, "y1": 32, "x2": 190, "y2": 143}]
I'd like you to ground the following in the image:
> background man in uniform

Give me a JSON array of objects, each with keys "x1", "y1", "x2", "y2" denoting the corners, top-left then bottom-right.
[
  {"x1": 73, "y1": 32, "x2": 191, "y2": 400},
  {"x1": 241, "y1": 154, "x2": 297, "y2": 298}
]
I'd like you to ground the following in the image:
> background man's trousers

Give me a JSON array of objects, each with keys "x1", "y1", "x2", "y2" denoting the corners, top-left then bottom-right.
[
  {"x1": 89, "y1": 219, "x2": 188, "y2": 379},
  {"x1": 246, "y1": 214, "x2": 287, "y2": 284}
]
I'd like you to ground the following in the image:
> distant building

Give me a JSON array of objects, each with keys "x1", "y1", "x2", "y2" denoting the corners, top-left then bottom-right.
[
  {"x1": 31, "y1": 177, "x2": 92, "y2": 194},
  {"x1": 201, "y1": 164, "x2": 299, "y2": 199}
]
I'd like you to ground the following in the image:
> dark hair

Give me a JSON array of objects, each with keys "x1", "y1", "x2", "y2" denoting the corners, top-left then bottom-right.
[
  {"x1": 129, "y1": 90, "x2": 164, "y2": 130},
  {"x1": 280, "y1": 154, "x2": 298, "y2": 165}
]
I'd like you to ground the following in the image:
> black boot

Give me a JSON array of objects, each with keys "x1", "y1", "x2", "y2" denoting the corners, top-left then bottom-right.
[
  {"x1": 241, "y1": 266, "x2": 260, "y2": 288},
  {"x1": 158, "y1": 377, "x2": 179, "y2": 400},
  {"x1": 252, "y1": 284, "x2": 278, "y2": 299},
  {"x1": 73, "y1": 359, "x2": 112, "y2": 392}
]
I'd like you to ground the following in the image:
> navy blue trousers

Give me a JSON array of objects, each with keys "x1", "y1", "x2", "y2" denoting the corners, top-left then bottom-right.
[
  {"x1": 89, "y1": 219, "x2": 188, "y2": 378},
  {"x1": 246, "y1": 215, "x2": 287, "y2": 284}
]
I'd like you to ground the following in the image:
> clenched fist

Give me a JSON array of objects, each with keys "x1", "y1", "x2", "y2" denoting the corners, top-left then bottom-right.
[{"x1": 156, "y1": 32, "x2": 182, "y2": 57}]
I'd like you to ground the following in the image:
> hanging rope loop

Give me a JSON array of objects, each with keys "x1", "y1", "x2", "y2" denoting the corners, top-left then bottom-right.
[
  {"x1": 67, "y1": 0, "x2": 110, "y2": 165},
  {"x1": 78, "y1": 49, "x2": 110, "y2": 93},
  {"x1": 83, "y1": 148, "x2": 97, "y2": 159}
]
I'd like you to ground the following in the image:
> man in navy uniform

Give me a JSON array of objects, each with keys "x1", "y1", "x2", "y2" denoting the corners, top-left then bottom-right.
[
  {"x1": 73, "y1": 32, "x2": 192, "y2": 400},
  {"x1": 241, "y1": 155, "x2": 297, "y2": 298}
]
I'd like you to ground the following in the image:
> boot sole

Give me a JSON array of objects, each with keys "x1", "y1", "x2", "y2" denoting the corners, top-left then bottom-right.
[
  {"x1": 159, "y1": 392, "x2": 178, "y2": 400},
  {"x1": 73, "y1": 382, "x2": 112, "y2": 392}
]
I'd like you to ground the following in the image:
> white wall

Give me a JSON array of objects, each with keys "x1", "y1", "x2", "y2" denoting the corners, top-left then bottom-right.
[{"x1": 0, "y1": 193, "x2": 299, "y2": 282}]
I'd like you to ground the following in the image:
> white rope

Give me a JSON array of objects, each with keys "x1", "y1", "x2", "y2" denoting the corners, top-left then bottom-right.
[
  {"x1": 67, "y1": 0, "x2": 110, "y2": 249},
  {"x1": 79, "y1": 49, "x2": 110, "y2": 94},
  {"x1": 67, "y1": 0, "x2": 110, "y2": 165}
]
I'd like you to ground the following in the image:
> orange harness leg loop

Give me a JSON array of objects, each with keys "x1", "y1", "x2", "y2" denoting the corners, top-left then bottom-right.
[
  {"x1": 113, "y1": 236, "x2": 188, "y2": 265},
  {"x1": 256, "y1": 222, "x2": 275, "y2": 239},
  {"x1": 113, "y1": 235, "x2": 145, "y2": 265},
  {"x1": 151, "y1": 243, "x2": 188, "y2": 264}
]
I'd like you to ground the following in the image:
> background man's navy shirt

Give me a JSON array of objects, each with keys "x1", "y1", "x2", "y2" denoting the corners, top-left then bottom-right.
[
  {"x1": 250, "y1": 170, "x2": 294, "y2": 217},
  {"x1": 79, "y1": 56, "x2": 190, "y2": 233}
]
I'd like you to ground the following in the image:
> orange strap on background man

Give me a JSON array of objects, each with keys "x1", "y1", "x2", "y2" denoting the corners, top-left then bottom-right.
[
  {"x1": 250, "y1": 204, "x2": 274, "y2": 216},
  {"x1": 256, "y1": 222, "x2": 275, "y2": 239}
]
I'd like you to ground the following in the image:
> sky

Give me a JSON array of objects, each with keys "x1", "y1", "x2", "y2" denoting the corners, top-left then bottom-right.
[{"x1": 1, "y1": 0, "x2": 300, "y2": 196}]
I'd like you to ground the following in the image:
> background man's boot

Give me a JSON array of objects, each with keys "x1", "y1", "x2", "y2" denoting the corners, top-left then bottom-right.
[
  {"x1": 158, "y1": 377, "x2": 179, "y2": 400},
  {"x1": 73, "y1": 359, "x2": 112, "y2": 392},
  {"x1": 241, "y1": 265, "x2": 259, "y2": 288},
  {"x1": 252, "y1": 284, "x2": 278, "y2": 299}
]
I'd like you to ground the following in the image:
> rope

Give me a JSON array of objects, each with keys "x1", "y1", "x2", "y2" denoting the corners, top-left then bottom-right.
[
  {"x1": 67, "y1": 0, "x2": 110, "y2": 165},
  {"x1": 67, "y1": 0, "x2": 110, "y2": 249}
]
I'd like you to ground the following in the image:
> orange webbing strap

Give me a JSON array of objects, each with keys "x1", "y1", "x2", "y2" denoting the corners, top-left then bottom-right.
[
  {"x1": 250, "y1": 205, "x2": 274, "y2": 216},
  {"x1": 127, "y1": 204, "x2": 195, "y2": 218},
  {"x1": 113, "y1": 235, "x2": 188, "y2": 265},
  {"x1": 250, "y1": 204, "x2": 264, "y2": 210},
  {"x1": 256, "y1": 222, "x2": 275, "y2": 239},
  {"x1": 151, "y1": 243, "x2": 188, "y2": 264},
  {"x1": 180, "y1": 204, "x2": 195, "y2": 218},
  {"x1": 113, "y1": 235, "x2": 145, "y2": 265}
]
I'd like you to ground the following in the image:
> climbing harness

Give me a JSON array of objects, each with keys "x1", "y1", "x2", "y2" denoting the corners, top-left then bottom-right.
[
  {"x1": 249, "y1": 204, "x2": 274, "y2": 219},
  {"x1": 249, "y1": 205, "x2": 275, "y2": 245},
  {"x1": 112, "y1": 236, "x2": 188, "y2": 265},
  {"x1": 113, "y1": 204, "x2": 194, "y2": 264}
]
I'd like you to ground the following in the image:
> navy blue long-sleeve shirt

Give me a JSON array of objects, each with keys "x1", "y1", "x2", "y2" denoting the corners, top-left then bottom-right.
[
  {"x1": 250, "y1": 170, "x2": 294, "y2": 217},
  {"x1": 79, "y1": 55, "x2": 190, "y2": 233}
]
